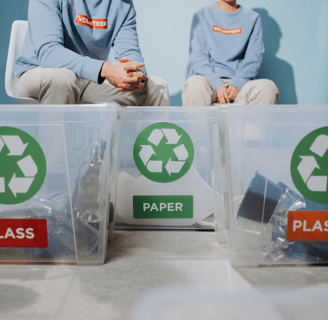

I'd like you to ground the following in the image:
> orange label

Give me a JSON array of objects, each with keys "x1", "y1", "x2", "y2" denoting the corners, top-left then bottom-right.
[
  {"x1": 75, "y1": 13, "x2": 108, "y2": 29},
  {"x1": 287, "y1": 211, "x2": 328, "y2": 241},
  {"x1": 212, "y1": 25, "x2": 242, "y2": 35}
]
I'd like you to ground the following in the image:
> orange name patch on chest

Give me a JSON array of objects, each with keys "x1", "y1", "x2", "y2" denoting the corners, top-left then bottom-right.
[
  {"x1": 212, "y1": 25, "x2": 242, "y2": 35},
  {"x1": 76, "y1": 13, "x2": 108, "y2": 29}
]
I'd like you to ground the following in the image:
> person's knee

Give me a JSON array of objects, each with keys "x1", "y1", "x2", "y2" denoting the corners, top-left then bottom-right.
[
  {"x1": 182, "y1": 76, "x2": 213, "y2": 106},
  {"x1": 146, "y1": 76, "x2": 170, "y2": 106},
  {"x1": 42, "y1": 69, "x2": 79, "y2": 95},
  {"x1": 40, "y1": 69, "x2": 81, "y2": 103},
  {"x1": 259, "y1": 79, "x2": 279, "y2": 96},
  {"x1": 148, "y1": 76, "x2": 168, "y2": 89},
  {"x1": 43, "y1": 69, "x2": 77, "y2": 89},
  {"x1": 148, "y1": 76, "x2": 169, "y2": 95},
  {"x1": 182, "y1": 76, "x2": 209, "y2": 95}
]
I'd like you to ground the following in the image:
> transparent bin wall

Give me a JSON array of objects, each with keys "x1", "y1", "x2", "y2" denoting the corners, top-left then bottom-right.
[
  {"x1": 210, "y1": 109, "x2": 229, "y2": 242},
  {"x1": 114, "y1": 107, "x2": 224, "y2": 230},
  {"x1": 218, "y1": 105, "x2": 328, "y2": 267},
  {"x1": 0, "y1": 104, "x2": 118, "y2": 265}
]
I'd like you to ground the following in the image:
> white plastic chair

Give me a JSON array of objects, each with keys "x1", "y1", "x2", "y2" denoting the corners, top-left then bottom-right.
[{"x1": 5, "y1": 20, "x2": 36, "y2": 104}]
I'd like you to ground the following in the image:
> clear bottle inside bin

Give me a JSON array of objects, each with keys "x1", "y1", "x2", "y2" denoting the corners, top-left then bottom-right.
[
  {"x1": 234, "y1": 173, "x2": 307, "y2": 263},
  {"x1": 75, "y1": 128, "x2": 107, "y2": 224}
]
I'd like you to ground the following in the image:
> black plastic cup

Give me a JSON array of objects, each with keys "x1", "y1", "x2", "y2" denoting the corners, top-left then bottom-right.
[{"x1": 237, "y1": 172, "x2": 283, "y2": 224}]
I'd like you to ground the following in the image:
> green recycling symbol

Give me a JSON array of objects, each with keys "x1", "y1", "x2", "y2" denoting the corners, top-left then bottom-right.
[
  {"x1": 291, "y1": 127, "x2": 328, "y2": 204},
  {"x1": 0, "y1": 127, "x2": 47, "y2": 205},
  {"x1": 133, "y1": 122, "x2": 194, "y2": 183}
]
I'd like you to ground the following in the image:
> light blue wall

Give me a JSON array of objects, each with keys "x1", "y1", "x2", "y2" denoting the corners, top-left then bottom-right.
[{"x1": 1, "y1": 0, "x2": 328, "y2": 105}]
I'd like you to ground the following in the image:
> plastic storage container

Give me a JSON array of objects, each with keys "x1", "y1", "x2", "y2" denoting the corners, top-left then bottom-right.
[
  {"x1": 114, "y1": 107, "x2": 224, "y2": 231},
  {"x1": 216, "y1": 105, "x2": 328, "y2": 266},
  {"x1": 0, "y1": 104, "x2": 119, "y2": 265}
]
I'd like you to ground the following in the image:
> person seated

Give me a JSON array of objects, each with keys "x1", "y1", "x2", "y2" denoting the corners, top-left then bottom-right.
[
  {"x1": 15, "y1": 0, "x2": 169, "y2": 106},
  {"x1": 182, "y1": 0, "x2": 279, "y2": 106}
]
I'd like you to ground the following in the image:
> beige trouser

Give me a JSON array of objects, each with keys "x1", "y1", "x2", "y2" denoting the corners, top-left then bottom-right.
[
  {"x1": 182, "y1": 75, "x2": 279, "y2": 106},
  {"x1": 17, "y1": 67, "x2": 170, "y2": 106}
]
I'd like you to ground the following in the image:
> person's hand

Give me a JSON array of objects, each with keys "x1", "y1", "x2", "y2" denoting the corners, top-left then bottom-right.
[
  {"x1": 101, "y1": 61, "x2": 146, "y2": 92},
  {"x1": 118, "y1": 70, "x2": 146, "y2": 92},
  {"x1": 118, "y1": 57, "x2": 147, "y2": 92},
  {"x1": 216, "y1": 86, "x2": 230, "y2": 105},
  {"x1": 227, "y1": 85, "x2": 238, "y2": 101}
]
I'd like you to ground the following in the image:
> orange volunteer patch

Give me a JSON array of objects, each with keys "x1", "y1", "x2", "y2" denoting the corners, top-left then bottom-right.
[
  {"x1": 212, "y1": 25, "x2": 242, "y2": 35},
  {"x1": 75, "y1": 13, "x2": 108, "y2": 29}
]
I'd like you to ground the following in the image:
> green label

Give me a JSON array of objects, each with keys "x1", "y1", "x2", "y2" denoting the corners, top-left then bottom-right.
[
  {"x1": 133, "y1": 122, "x2": 194, "y2": 183},
  {"x1": 291, "y1": 127, "x2": 328, "y2": 204},
  {"x1": 133, "y1": 195, "x2": 193, "y2": 219},
  {"x1": 0, "y1": 127, "x2": 47, "y2": 205}
]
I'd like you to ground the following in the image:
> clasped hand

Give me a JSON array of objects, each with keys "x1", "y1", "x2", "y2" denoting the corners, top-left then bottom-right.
[
  {"x1": 101, "y1": 57, "x2": 147, "y2": 92},
  {"x1": 216, "y1": 85, "x2": 238, "y2": 105}
]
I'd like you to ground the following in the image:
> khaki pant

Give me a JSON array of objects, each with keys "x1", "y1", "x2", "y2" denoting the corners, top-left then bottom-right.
[
  {"x1": 182, "y1": 76, "x2": 279, "y2": 106},
  {"x1": 17, "y1": 67, "x2": 170, "y2": 106}
]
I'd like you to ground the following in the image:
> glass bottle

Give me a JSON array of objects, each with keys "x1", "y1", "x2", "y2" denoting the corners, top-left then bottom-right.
[{"x1": 75, "y1": 127, "x2": 106, "y2": 224}]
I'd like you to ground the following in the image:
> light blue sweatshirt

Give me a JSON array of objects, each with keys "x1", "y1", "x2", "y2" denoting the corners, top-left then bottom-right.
[
  {"x1": 15, "y1": 0, "x2": 146, "y2": 83},
  {"x1": 189, "y1": 4, "x2": 264, "y2": 91}
]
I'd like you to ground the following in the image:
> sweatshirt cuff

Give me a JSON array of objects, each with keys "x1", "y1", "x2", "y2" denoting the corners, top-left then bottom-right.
[
  {"x1": 229, "y1": 77, "x2": 248, "y2": 92},
  {"x1": 141, "y1": 65, "x2": 147, "y2": 75},
  {"x1": 208, "y1": 77, "x2": 225, "y2": 91},
  {"x1": 81, "y1": 58, "x2": 106, "y2": 84}
]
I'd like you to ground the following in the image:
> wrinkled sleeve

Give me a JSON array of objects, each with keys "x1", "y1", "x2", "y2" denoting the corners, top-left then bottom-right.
[
  {"x1": 112, "y1": 2, "x2": 147, "y2": 75},
  {"x1": 28, "y1": 0, "x2": 104, "y2": 83},
  {"x1": 229, "y1": 16, "x2": 264, "y2": 91}
]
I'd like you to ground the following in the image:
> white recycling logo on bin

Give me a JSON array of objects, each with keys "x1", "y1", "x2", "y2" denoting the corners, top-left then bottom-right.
[
  {"x1": 297, "y1": 135, "x2": 328, "y2": 192},
  {"x1": 133, "y1": 123, "x2": 194, "y2": 183},
  {"x1": 291, "y1": 127, "x2": 328, "y2": 205},
  {"x1": 0, "y1": 127, "x2": 47, "y2": 205}
]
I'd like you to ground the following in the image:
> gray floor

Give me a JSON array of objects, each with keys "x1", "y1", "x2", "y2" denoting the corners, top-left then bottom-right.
[{"x1": 1, "y1": 231, "x2": 328, "y2": 319}]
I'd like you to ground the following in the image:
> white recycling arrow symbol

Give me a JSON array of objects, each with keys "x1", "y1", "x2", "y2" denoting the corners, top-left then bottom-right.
[
  {"x1": 8, "y1": 174, "x2": 34, "y2": 197},
  {"x1": 0, "y1": 136, "x2": 38, "y2": 197},
  {"x1": 297, "y1": 134, "x2": 328, "y2": 192},
  {"x1": 310, "y1": 135, "x2": 328, "y2": 157},
  {"x1": 148, "y1": 129, "x2": 164, "y2": 146},
  {"x1": 139, "y1": 145, "x2": 155, "y2": 166},
  {"x1": 165, "y1": 158, "x2": 185, "y2": 175},
  {"x1": 138, "y1": 128, "x2": 189, "y2": 175},
  {"x1": 173, "y1": 144, "x2": 188, "y2": 161},
  {"x1": 297, "y1": 156, "x2": 319, "y2": 182},
  {"x1": 1, "y1": 135, "x2": 28, "y2": 156},
  {"x1": 161, "y1": 129, "x2": 182, "y2": 144},
  {"x1": 139, "y1": 145, "x2": 162, "y2": 173}
]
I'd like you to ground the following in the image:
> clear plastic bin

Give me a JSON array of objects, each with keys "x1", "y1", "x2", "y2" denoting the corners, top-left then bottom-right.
[
  {"x1": 114, "y1": 107, "x2": 224, "y2": 231},
  {"x1": 0, "y1": 104, "x2": 119, "y2": 265},
  {"x1": 216, "y1": 105, "x2": 328, "y2": 266}
]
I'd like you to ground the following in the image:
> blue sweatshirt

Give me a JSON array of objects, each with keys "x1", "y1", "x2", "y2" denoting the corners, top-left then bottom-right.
[
  {"x1": 15, "y1": 0, "x2": 146, "y2": 83},
  {"x1": 189, "y1": 4, "x2": 264, "y2": 91}
]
